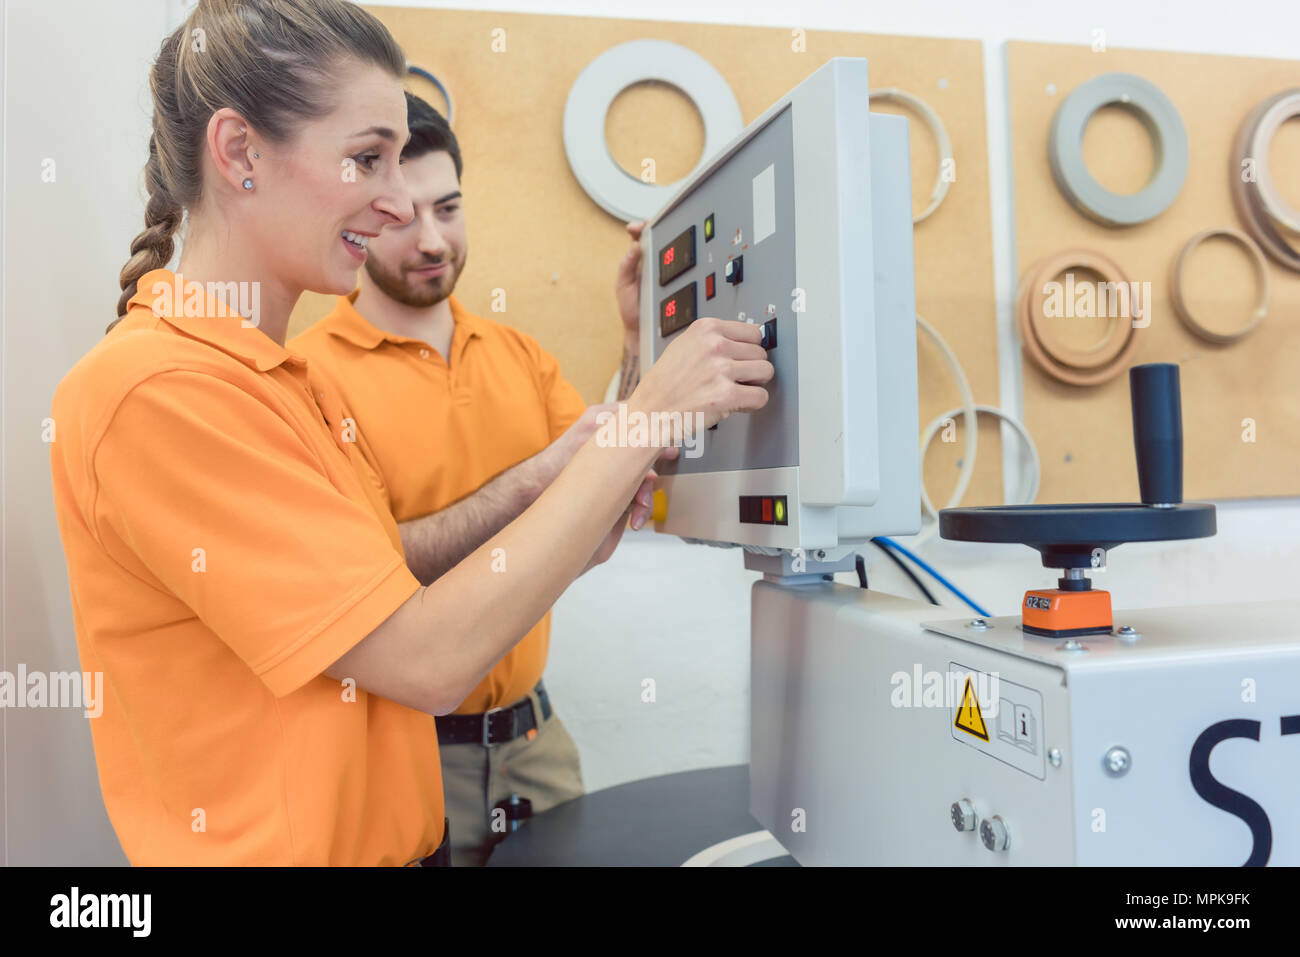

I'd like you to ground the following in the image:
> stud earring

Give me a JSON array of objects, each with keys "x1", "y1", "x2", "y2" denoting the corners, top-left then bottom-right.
[
  {"x1": 253, "y1": 152, "x2": 260, "y2": 159},
  {"x1": 242, "y1": 178, "x2": 254, "y2": 190}
]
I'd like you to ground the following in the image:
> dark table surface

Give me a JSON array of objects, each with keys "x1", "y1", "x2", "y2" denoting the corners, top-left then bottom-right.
[{"x1": 485, "y1": 764, "x2": 796, "y2": 866}]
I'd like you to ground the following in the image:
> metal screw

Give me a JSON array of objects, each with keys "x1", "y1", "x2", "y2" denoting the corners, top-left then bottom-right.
[
  {"x1": 967, "y1": 618, "x2": 989, "y2": 631},
  {"x1": 1103, "y1": 746, "x2": 1131, "y2": 777},
  {"x1": 1059, "y1": 639, "x2": 1086, "y2": 651},
  {"x1": 980, "y1": 815, "x2": 1011, "y2": 852},
  {"x1": 1048, "y1": 747, "x2": 1062, "y2": 768},
  {"x1": 815, "y1": 549, "x2": 826, "y2": 560},
  {"x1": 950, "y1": 799, "x2": 976, "y2": 832},
  {"x1": 1115, "y1": 625, "x2": 1142, "y2": 642}
]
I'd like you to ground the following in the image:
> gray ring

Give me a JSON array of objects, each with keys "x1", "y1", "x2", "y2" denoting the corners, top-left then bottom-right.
[
  {"x1": 562, "y1": 40, "x2": 742, "y2": 222},
  {"x1": 1049, "y1": 72, "x2": 1188, "y2": 227}
]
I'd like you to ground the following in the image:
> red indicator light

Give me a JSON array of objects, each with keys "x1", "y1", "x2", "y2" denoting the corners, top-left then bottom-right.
[
  {"x1": 664, "y1": 247, "x2": 675, "y2": 266},
  {"x1": 761, "y1": 498, "x2": 773, "y2": 523},
  {"x1": 705, "y1": 273, "x2": 715, "y2": 299}
]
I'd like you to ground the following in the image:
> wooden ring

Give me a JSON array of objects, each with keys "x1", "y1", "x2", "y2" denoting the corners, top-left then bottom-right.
[
  {"x1": 1017, "y1": 249, "x2": 1142, "y2": 386},
  {"x1": 1170, "y1": 227, "x2": 1270, "y2": 344}
]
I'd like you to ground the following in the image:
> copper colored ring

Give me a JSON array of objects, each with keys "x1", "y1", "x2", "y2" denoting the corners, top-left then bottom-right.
[
  {"x1": 1231, "y1": 91, "x2": 1300, "y2": 273},
  {"x1": 1017, "y1": 249, "x2": 1141, "y2": 386},
  {"x1": 1170, "y1": 227, "x2": 1270, "y2": 344}
]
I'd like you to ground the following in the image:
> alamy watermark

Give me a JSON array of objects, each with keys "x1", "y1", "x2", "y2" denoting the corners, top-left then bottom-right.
[
  {"x1": 149, "y1": 273, "x2": 261, "y2": 328},
  {"x1": 1041, "y1": 272, "x2": 1151, "y2": 328},
  {"x1": 0, "y1": 666, "x2": 103, "y2": 717},
  {"x1": 595, "y1": 403, "x2": 707, "y2": 458}
]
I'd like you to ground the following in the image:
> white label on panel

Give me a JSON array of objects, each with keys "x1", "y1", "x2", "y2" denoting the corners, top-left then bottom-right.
[
  {"x1": 753, "y1": 164, "x2": 776, "y2": 245},
  {"x1": 949, "y1": 662, "x2": 1046, "y2": 780}
]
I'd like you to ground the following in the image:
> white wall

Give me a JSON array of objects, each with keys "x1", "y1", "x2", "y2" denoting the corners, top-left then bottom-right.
[
  {"x1": 3, "y1": 0, "x2": 173, "y2": 865},
  {"x1": 3, "y1": 0, "x2": 1298, "y2": 863}
]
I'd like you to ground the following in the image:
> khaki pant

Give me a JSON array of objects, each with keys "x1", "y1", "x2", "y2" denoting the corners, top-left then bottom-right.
[{"x1": 439, "y1": 692, "x2": 584, "y2": 866}]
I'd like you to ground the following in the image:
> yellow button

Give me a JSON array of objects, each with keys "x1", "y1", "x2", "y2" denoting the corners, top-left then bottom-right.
[{"x1": 651, "y1": 489, "x2": 668, "y2": 523}]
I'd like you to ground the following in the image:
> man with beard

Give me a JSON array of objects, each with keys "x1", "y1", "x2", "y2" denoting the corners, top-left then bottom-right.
[{"x1": 290, "y1": 93, "x2": 649, "y2": 865}]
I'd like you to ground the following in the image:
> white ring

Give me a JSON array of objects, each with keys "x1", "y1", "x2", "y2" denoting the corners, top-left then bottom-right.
[
  {"x1": 915, "y1": 314, "x2": 977, "y2": 544},
  {"x1": 563, "y1": 40, "x2": 743, "y2": 222},
  {"x1": 681, "y1": 830, "x2": 788, "y2": 867},
  {"x1": 869, "y1": 88, "x2": 954, "y2": 224},
  {"x1": 920, "y1": 404, "x2": 1041, "y2": 508}
]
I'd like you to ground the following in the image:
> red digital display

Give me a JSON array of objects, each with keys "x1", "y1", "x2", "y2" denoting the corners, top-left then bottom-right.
[
  {"x1": 657, "y1": 225, "x2": 696, "y2": 287},
  {"x1": 659, "y1": 282, "x2": 697, "y2": 338}
]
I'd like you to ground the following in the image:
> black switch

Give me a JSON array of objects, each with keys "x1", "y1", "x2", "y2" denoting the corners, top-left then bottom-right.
[
  {"x1": 724, "y1": 256, "x2": 743, "y2": 285},
  {"x1": 760, "y1": 318, "x2": 777, "y2": 350}
]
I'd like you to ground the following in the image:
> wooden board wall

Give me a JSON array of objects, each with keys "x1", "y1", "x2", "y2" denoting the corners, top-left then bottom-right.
[
  {"x1": 1008, "y1": 41, "x2": 1300, "y2": 503},
  {"x1": 288, "y1": 8, "x2": 1004, "y2": 506}
]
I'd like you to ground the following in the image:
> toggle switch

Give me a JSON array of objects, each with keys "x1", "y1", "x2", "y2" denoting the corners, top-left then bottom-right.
[
  {"x1": 760, "y1": 318, "x2": 777, "y2": 350},
  {"x1": 725, "y1": 256, "x2": 743, "y2": 285}
]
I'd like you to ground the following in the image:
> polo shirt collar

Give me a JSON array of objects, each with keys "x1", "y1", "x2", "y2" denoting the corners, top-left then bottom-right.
[
  {"x1": 326, "y1": 289, "x2": 482, "y2": 362},
  {"x1": 127, "y1": 268, "x2": 297, "y2": 373}
]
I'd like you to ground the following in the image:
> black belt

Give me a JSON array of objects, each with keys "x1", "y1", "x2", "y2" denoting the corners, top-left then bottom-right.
[{"x1": 435, "y1": 681, "x2": 552, "y2": 747}]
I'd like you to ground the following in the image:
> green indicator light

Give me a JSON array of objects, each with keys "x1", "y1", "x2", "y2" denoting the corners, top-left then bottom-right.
[
  {"x1": 704, "y1": 214, "x2": 715, "y2": 241},
  {"x1": 774, "y1": 499, "x2": 785, "y2": 522}
]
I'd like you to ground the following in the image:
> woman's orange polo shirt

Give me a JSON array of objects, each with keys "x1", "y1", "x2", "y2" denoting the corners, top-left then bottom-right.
[{"x1": 48, "y1": 269, "x2": 441, "y2": 865}]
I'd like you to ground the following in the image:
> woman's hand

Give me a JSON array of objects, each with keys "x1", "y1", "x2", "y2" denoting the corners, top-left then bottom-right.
[{"x1": 628, "y1": 317, "x2": 773, "y2": 436}]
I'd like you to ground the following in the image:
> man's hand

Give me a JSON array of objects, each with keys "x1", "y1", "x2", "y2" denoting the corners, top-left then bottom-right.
[{"x1": 616, "y1": 220, "x2": 646, "y2": 336}]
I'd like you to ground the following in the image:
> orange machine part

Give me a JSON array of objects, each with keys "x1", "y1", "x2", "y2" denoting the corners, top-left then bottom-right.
[{"x1": 1021, "y1": 588, "x2": 1113, "y2": 638}]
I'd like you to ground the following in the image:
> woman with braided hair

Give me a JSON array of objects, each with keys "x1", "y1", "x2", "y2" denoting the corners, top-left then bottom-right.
[{"x1": 48, "y1": 0, "x2": 771, "y2": 865}]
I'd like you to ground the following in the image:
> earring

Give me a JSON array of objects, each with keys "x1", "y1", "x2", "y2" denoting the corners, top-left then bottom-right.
[
  {"x1": 242, "y1": 178, "x2": 254, "y2": 190},
  {"x1": 253, "y1": 152, "x2": 260, "y2": 159}
]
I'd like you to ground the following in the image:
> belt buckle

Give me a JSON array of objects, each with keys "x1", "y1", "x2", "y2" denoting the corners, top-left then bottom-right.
[{"x1": 481, "y1": 704, "x2": 507, "y2": 748}]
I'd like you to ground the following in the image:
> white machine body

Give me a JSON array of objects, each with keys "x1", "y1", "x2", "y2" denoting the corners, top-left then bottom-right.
[{"x1": 750, "y1": 582, "x2": 1300, "y2": 866}]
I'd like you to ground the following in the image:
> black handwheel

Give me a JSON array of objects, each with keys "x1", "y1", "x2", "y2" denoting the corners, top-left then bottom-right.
[{"x1": 939, "y1": 364, "x2": 1216, "y2": 566}]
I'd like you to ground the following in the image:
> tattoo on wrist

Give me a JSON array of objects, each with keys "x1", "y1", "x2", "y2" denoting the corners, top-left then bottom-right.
[{"x1": 618, "y1": 342, "x2": 641, "y2": 400}]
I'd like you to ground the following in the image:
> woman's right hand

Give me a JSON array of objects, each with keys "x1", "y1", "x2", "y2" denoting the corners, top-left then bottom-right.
[{"x1": 628, "y1": 317, "x2": 774, "y2": 436}]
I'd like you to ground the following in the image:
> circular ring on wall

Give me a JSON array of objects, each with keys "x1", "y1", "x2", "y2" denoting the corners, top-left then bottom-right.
[
  {"x1": 563, "y1": 40, "x2": 743, "y2": 222},
  {"x1": 1048, "y1": 72, "x2": 1188, "y2": 227},
  {"x1": 920, "y1": 404, "x2": 1041, "y2": 508},
  {"x1": 868, "y1": 87, "x2": 954, "y2": 224},
  {"x1": 1016, "y1": 248, "x2": 1142, "y2": 387},
  {"x1": 407, "y1": 64, "x2": 454, "y2": 127},
  {"x1": 1232, "y1": 89, "x2": 1300, "y2": 273},
  {"x1": 1250, "y1": 90, "x2": 1300, "y2": 233},
  {"x1": 1170, "y1": 227, "x2": 1270, "y2": 344}
]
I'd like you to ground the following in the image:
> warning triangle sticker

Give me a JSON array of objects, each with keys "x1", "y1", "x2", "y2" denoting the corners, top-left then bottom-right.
[{"x1": 954, "y1": 676, "x2": 989, "y2": 741}]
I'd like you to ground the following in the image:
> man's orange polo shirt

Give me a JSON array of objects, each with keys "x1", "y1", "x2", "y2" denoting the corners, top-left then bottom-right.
[
  {"x1": 289, "y1": 293, "x2": 585, "y2": 713},
  {"x1": 49, "y1": 269, "x2": 442, "y2": 865}
]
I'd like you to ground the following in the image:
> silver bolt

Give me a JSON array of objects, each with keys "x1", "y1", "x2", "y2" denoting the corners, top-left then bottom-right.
[
  {"x1": 1103, "y1": 746, "x2": 1131, "y2": 777},
  {"x1": 1115, "y1": 625, "x2": 1142, "y2": 642},
  {"x1": 950, "y1": 799, "x2": 976, "y2": 832},
  {"x1": 1059, "y1": 639, "x2": 1085, "y2": 651},
  {"x1": 1048, "y1": 747, "x2": 1062, "y2": 768},
  {"x1": 967, "y1": 618, "x2": 989, "y2": 631},
  {"x1": 980, "y1": 815, "x2": 1010, "y2": 852},
  {"x1": 815, "y1": 549, "x2": 826, "y2": 560}
]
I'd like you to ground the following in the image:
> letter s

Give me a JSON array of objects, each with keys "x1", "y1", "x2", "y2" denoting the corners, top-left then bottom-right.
[{"x1": 1188, "y1": 719, "x2": 1270, "y2": 866}]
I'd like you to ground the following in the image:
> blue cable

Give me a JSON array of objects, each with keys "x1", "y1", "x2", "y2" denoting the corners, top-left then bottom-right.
[
  {"x1": 872, "y1": 536, "x2": 991, "y2": 618},
  {"x1": 407, "y1": 64, "x2": 453, "y2": 125}
]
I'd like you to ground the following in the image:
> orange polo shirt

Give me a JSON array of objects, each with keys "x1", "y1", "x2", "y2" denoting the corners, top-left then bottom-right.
[
  {"x1": 49, "y1": 268, "x2": 442, "y2": 865},
  {"x1": 290, "y1": 293, "x2": 585, "y2": 713}
]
